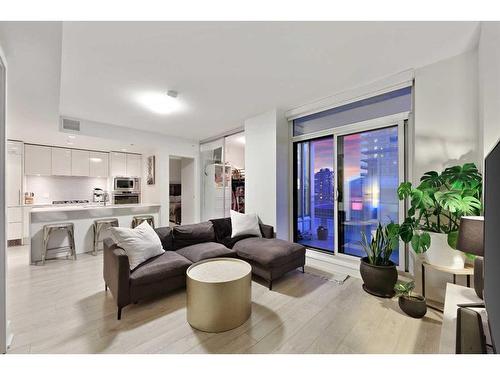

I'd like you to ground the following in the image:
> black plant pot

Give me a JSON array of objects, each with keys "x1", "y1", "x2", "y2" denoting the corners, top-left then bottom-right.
[
  {"x1": 317, "y1": 226, "x2": 328, "y2": 241},
  {"x1": 398, "y1": 295, "x2": 427, "y2": 318},
  {"x1": 359, "y1": 257, "x2": 398, "y2": 298}
]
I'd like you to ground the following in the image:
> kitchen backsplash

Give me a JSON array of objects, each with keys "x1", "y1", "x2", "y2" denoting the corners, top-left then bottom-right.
[{"x1": 25, "y1": 176, "x2": 108, "y2": 204}]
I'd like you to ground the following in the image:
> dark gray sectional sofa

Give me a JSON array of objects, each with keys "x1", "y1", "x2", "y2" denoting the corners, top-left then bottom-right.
[{"x1": 103, "y1": 218, "x2": 306, "y2": 319}]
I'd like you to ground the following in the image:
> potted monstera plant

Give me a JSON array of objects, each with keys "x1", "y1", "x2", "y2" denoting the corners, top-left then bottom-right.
[
  {"x1": 397, "y1": 163, "x2": 482, "y2": 269},
  {"x1": 359, "y1": 222, "x2": 400, "y2": 298}
]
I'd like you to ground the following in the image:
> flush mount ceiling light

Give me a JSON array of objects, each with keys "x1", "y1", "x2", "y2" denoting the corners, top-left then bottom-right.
[{"x1": 136, "y1": 90, "x2": 183, "y2": 115}]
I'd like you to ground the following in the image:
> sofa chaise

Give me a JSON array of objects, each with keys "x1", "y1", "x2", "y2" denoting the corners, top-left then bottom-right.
[{"x1": 103, "y1": 218, "x2": 306, "y2": 319}]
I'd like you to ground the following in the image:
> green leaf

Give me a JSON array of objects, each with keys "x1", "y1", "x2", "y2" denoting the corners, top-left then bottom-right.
[
  {"x1": 397, "y1": 182, "x2": 412, "y2": 200},
  {"x1": 411, "y1": 232, "x2": 431, "y2": 254},
  {"x1": 442, "y1": 163, "x2": 482, "y2": 190},
  {"x1": 460, "y1": 196, "x2": 482, "y2": 215},
  {"x1": 420, "y1": 232, "x2": 431, "y2": 252},
  {"x1": 434, "y1": 191, "x2": 462, "y2": 213},
  {"x1": 447, "y1": 231, "x2": 458, "y2": 249},
  {"x1": 410, "y1": 188, "x2": 424, "y2": 208},
  {"x1": 419, "y1": 170, "x2": 443, "y2": 188},
  {"x1": 399, "y1": 218, "x2": 414, "y2": 243}
]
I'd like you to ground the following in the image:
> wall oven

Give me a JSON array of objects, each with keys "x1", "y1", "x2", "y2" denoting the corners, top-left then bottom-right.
[
  {"x1": 114, "y1": 177, "x2": 140, "y2": 192},
  {"x1": 113, "y1": 191, "x2": 140, "y2": 205}
]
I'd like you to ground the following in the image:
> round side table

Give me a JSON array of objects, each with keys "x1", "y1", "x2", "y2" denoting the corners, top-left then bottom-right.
[{"x1": 186, "y1": 257, "x2": 252, "y2": 333}]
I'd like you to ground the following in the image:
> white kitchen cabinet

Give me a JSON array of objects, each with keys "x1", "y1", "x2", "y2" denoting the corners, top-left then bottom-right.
[
  {"x1": 7, "y1": 141, "x2": 23, "y2": 206},
  {"x1": 71, "y1": 149, "x2": 90, "y2": 176},
  {"x1": 8, "y1": 222, "x2": 23, "y2": 241},
  {"x1": 51, "y1": 147, "x2": 72, "y2": 176},
  {"x1": 110, "y1": 152, "x2": 127, "y2": 176},
  {"x1": 89, "y1": 151, "x2": 109, "y2": 177},
  {"x1": 25, "y1": 144, "x2": 51, "y2": 176},
  {"x1": 126, "y1": 154, "x2": 142, "y2": 177},
  {"x1": 7, "y1": 207, "x2": 23, "y2": 240},
  {"x1": 8, "y1": 207, "x2": 22, "y2": 223}
]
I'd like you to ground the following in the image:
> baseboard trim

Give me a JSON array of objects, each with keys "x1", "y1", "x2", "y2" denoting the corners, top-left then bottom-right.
[{"x1": 306, "y1": 249, "x2": 361, "y2": 279}]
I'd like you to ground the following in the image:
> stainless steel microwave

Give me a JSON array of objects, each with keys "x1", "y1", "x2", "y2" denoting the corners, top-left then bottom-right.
[{"x1": 114, "y1": 177, "x2": 140, "y2": 192}]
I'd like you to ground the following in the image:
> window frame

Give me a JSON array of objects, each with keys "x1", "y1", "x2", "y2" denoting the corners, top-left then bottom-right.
[{"x1": 290, "y1": 112, "x2": 409, "y2": 271}]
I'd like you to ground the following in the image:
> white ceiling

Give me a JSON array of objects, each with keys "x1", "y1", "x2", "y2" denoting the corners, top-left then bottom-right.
[{"x1": 2, "y1": 21, "x2": 481, "y2": 144}]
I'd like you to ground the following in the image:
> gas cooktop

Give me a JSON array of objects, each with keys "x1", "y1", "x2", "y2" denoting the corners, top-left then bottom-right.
[{"x1": 52, "y1": 200, "x2": 90, "y2": 205}]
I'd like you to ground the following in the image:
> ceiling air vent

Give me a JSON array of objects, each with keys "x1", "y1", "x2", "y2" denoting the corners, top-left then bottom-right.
[{"x1": 60, "y1": 117, "x2": 81, "y2": 133}]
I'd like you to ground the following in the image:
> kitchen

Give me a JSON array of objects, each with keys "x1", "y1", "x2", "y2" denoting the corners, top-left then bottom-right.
[{"x1": 6, "y1": 140, "x2": 160, "y2": 264}]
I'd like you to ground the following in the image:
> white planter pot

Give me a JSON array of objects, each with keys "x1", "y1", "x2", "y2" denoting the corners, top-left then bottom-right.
[{"x1": 423, "y1": 232, "x2": 465, "y2": 269}]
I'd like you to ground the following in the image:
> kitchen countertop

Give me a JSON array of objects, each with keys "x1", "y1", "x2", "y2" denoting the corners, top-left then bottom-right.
[{"x1": 30, "y1": 203, "x2": 161, "y2": 213}]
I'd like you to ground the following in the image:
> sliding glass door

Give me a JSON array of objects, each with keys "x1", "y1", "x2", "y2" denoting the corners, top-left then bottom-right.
[
  {"x1": 294, "y1": 136, "x2": 334, "y2": 252},
  {"x1": 293, "y1": 119, "x2": 405, "y2": 267},
  {"x1": 337, "y1": 126, "x2": 400, "y2": 264}
]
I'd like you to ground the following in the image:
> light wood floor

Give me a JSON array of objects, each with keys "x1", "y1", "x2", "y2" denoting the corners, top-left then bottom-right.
[{"x1": 6, "y1": 245, "x2": 442, "y2": 354}]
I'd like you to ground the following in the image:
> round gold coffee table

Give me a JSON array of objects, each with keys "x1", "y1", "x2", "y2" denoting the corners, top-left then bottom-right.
[{"x1": 186, "y1": 257, "x2": 252, "y2": 333}]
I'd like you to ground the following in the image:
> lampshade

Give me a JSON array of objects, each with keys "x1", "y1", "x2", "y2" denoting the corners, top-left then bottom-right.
[{"x1": 456, "y1": 216, "x2": 484, "y2": 256}]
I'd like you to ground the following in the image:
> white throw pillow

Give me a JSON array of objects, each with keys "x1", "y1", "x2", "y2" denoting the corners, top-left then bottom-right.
[
  {"x1": 230, "y1": 210, "x2": 262, "y2": 238},
  {"x1": 109, "y1": 221, "x2": 165, "y2": 270}
]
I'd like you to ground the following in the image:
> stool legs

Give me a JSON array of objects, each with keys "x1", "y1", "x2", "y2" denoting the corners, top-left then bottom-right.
[
  {"x1": 93, "y1": 219, "x2": 119, "y2": 255},
  {"x1": 68, "y1": 224, "x2": 76, "y2": 260},
  {"x1": 42, "y1": 227, "x2": 50, "y2": 266},
  {"x1": 41, "y1": 223, "x2": 76, "y2": 265}
]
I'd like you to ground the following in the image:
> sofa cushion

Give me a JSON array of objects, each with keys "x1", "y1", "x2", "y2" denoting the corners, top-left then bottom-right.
[
  {"x1": 230, "y1": 210, "x2": 262, "y2": 238},
  {"x1": 130, "y1": 251, "x2": 192, "y2": 287},
  {"x1": 219, "y1": 234, "x2": 258, "y2": 249},
  {"x1": 172, "y1": 221, "x2": 215, "y2": 250},
  {"x1": 176, "y1": 242, "x2": 236, "y2": 263},
  {"x1": 109, "y1": 221, "x2": 165, "y2": 270},
  {"x1": 233, "y1": 238, "x2": 306, "y2": 267},
  {"x1": 154, "y1": 226, "x2": 174, "y2": 251},
  {"x1": 210, "y1": 217, "x2": 232, "y2": 241}
]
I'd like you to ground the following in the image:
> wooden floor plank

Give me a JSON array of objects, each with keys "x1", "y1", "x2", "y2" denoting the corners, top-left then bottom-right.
[{"x1": 6, "y1": 245, "x2": 442, "y2": 354}]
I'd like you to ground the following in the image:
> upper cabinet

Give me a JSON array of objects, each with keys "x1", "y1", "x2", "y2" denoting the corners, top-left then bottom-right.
[
  {"x1": 25, "y1": 144, "x2": 51, "y2": 176},
  {"x1": 51, "y1": 147, "x2": 72, "y2": 176},
  {"x1": 89, "y1": 151, "x2": 109, "y2": 177},
  {"x1": 126, "y1": 154, "x2": 142, "y2": 177},
  {"x1": 71, "y1": 149, "x2": 90, "y2": 176},
  {"x1": 7, "y1": 141, "x2": 23, "y2": 206},
  {"x1": 24, "y1": 144, "x2": 136, "y2": 178},
  {"x1": 110, "y1": 152, "x2": 141, "y2": 177},
  {"x1": 110, "y1": 152, "x2": 127, "y2": 176}
]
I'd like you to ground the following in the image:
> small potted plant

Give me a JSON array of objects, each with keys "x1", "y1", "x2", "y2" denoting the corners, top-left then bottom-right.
[
  {"x1": 358, "y1": 222, "x2": 399, "y2": 298},
  {"x1": 317, "y1": 225, "x2": 328, "y2": 241},
  {"x1": 394, "y1": 281, "x2": 427, "y2": 318}
]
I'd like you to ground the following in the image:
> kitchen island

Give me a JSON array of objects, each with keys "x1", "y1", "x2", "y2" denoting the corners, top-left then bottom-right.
[{"x1": 29, "y1": 203, "x2": 161, "y2": 264}]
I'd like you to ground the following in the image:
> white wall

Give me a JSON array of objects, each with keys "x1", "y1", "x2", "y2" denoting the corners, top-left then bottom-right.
[
  {"x1": 72, "y1": 118, "x2": 200, "y2": 227},
  {"x1": 244, "y1": 109, "x2": 289, "y2": 239},
  {"x1": 479, "y1": 22, "x2": 500, "y2": 158},
  {"x1": 414, "y1": 49, "x2": 480, "y2": 180},
  {"x1": 0, "y1": 22, "x2": 62, "y2": 142},
  {"x1": 181, "y1": 158, "x2": 196, "y2": 224},
  {"x1": 169, "y1": 158, "x2": 182, "y2": 184},
  {"x1": 413, "y1": 49, "x2": 481, "y2": 303}
]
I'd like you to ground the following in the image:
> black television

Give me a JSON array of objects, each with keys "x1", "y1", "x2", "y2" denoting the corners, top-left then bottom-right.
[{"x1": 484, "y1": 138, "x2": 500, "y2": 353}]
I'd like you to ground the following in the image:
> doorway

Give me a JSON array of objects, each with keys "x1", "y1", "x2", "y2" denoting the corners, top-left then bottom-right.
[
  {"x1": 169, "y1": 156, "x2": 195, "y2": 226},
  {"x1": 200, "y1": 131, "x2": 245, "y2": 221}
]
